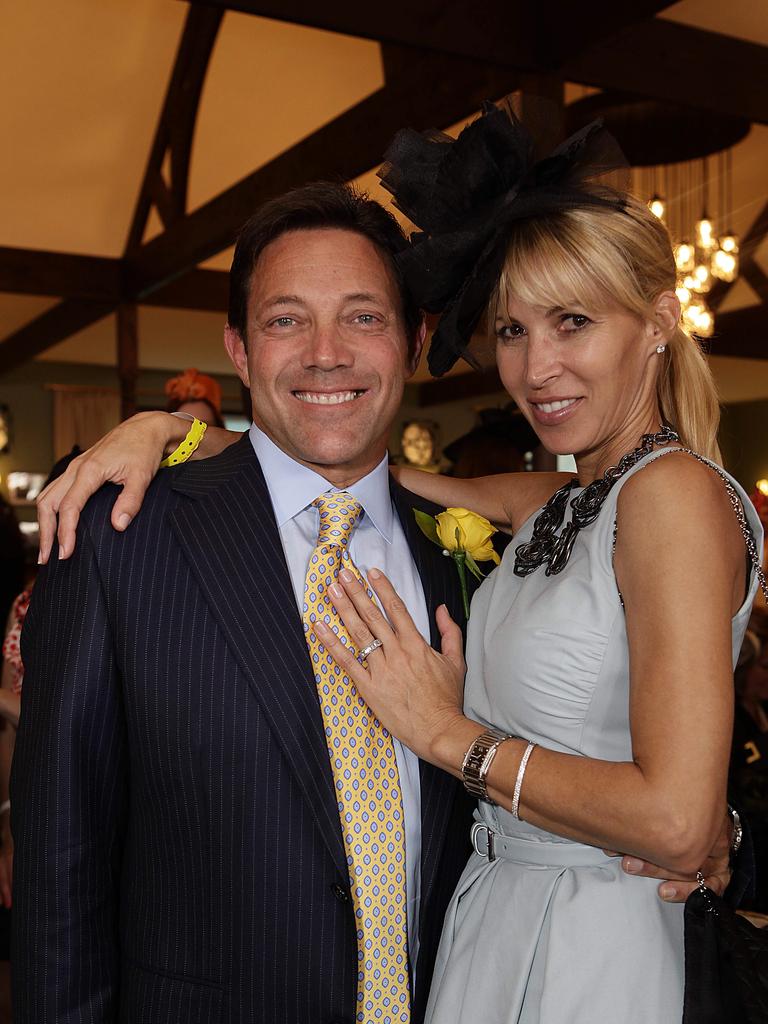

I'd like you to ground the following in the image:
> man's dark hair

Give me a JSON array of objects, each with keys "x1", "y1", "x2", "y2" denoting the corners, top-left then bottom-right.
[{"x1": 227, "y1": 181, "x2": 422, "y2": 347}]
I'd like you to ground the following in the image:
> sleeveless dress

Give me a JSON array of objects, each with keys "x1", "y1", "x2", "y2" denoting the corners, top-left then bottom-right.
[{"x1": 425, "y1": 448, "x2": 763, "y2": 1024}]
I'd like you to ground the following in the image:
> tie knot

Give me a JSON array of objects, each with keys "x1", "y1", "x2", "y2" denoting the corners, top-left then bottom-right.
[{"x1": 313, "y1": 491, "x2": 363, "y2": 548}]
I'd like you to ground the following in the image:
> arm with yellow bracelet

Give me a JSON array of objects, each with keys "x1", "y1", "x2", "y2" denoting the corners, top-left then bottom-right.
[
  {"x1": 159, "y1": 414, "x2": 208, "y2": 467},
  {"x1": 37, "y1": 411, "x2": 242, "y2": 563}
]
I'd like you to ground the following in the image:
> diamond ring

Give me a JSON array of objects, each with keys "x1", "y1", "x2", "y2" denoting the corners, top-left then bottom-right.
[{"x1": 358, "y1": 638, "x2": 383, "y2": 661}]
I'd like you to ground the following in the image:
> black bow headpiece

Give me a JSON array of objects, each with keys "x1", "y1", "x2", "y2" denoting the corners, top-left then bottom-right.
[{"x1": 378, "y1": 102, "x2": 628, "y2": 376}]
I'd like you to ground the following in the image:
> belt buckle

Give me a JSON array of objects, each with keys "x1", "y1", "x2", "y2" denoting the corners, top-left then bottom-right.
[{"x1": 470, "y1": 821, "x2": 496, "y2": 862}]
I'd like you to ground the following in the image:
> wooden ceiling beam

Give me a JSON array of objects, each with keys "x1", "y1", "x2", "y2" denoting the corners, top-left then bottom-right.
[
  {"x1": 562, "y1": 19, "x2": 768, "y2": 125},
  {"x1": 0, "y1": 300, "x2": 113, "y2": 376},
  {"x1": 741, "y1": 264, "x2": 768, "y2": 307},
  {"x1": 185, "y1": 0, "x2": 540, "y2": 67},
  {"x1": 0, "y1": 247, "x2": 121, "y2": 302},
  {"x1": 184, "y1": 1, "x2": 673, "y2": 70},
  {"x1": 4, "y1": 3, "x2": 766, "y2": 370},
  {"x1": 143, "y1": 268, "x2": 230, "y2": 312},
  {"x1": 125, "y1": 48, "x2": 520, "y2": 299},
  {"x1": 543, "y1": 3, "x2": 676, "y2": 67},
  {"x1": 0, "y1": 267, "x2": 230, "y2": 377},
  {"x1": 710, "y1": 199, "x2": 768, "y2": 311},
  {"x1": 126, "y1": 5, "x2": 224, "y2": 252},
  {"x1": 185, "y1": 3, "x2": 767, "y2": 122},
  {"x1": 710, "y1": 306, "x2": 768, "y2": 361},
  {"x1": 0, "y1": 247, "x2": 229, "y2": 313},
  {"x1": 0, "y1": 7, "x2": 224, "y2": 373}
]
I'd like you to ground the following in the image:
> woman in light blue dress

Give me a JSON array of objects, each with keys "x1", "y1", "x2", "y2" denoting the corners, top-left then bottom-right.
[{"x1": 319, "y1": 106, "x2": 762, "y2": 1022}]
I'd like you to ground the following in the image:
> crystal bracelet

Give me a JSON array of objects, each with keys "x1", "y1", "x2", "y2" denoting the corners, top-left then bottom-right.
[{"x1": 511, "y1": 741, "x2": 536, "y2": 820}]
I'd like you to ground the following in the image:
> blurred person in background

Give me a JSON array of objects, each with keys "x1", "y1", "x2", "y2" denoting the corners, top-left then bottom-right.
[
  {"x1": 0, "y1": 592, "x2": 25, "y2": 910},
  {"x1": 0, "y1": 495, "x2": 24, "y2": 966},
  {"x1": 443, "y1": 405, "x2": 539, "y2": 479},
  {"x1": 164, "y1": 367, "x2": 225, "y2": 428},
  {"x1": 731, "y1": 606, "x2": 768, "y2": 913},
  {"x1": 0, "y1": 447, "x2": 84, "y2": 925},
  {"x1": 0, "y1": 495, "x2": 25, "y2": 631}
]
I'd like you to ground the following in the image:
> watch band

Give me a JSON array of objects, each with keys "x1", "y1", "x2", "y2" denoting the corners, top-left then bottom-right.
[{"x1": 461, "y1": 727, "x2": 514, "y2": 802}]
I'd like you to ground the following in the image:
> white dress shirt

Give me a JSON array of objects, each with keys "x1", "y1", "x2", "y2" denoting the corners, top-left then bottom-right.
[{"x1": 249, "y1": 424, "x2": 427, "y2": 972}]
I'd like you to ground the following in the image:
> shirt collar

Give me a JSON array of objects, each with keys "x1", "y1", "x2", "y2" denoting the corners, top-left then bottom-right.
[{"x1": 248, "y1": 423, "x2": 394, "y2": 543}]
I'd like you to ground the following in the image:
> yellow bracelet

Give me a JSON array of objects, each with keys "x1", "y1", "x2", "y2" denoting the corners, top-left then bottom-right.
[{"x1": 159, "y1": 417, "x2": 207, "y2": 468}]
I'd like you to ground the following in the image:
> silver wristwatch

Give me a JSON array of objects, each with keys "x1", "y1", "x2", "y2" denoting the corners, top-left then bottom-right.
[{"x1": 461, "y1": 727, "x2": 513, "y2": 802}]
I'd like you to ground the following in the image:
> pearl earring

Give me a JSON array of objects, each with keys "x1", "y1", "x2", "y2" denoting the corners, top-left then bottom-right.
[{"x1": 656, "y1": 344, "x2": 666, "y2": 354}]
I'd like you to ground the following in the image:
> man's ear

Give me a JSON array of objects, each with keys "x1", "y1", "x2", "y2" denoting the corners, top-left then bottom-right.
[
  {"x1": 405, "y1": 316, "x2": 427, "y2": 378},
  {"x1": 224, "y1": 324, "x2": 250, "y2": 386}
]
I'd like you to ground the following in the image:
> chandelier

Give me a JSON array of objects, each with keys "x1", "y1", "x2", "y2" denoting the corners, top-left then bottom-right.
[{"x1": 642, "y1": 152, "x2": 739, "y2": 338}]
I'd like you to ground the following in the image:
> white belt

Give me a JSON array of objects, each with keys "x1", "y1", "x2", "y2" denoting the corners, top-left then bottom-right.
[{"x1": 470, "y1": 821, "x2": 613, "y2": 868}]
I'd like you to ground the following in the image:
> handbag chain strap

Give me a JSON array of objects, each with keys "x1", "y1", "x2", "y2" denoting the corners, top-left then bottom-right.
[{"x1": 696, "y1": 871, "x2": 717, "y2": 914}]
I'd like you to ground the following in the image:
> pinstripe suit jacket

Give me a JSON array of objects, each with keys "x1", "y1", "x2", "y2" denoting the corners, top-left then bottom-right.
[{"x1": 12, "y1": 434, "x2": 474, "y2": 1024}]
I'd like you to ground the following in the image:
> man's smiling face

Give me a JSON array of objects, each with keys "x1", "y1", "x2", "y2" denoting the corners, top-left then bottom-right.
[{"x1": 225, "y1": 227, "x2": 423, "y2": 487}]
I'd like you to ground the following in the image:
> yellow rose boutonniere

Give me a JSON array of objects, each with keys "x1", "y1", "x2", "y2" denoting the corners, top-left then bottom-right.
[{"x1": 414, "y1": 506, "x2": 500, "y2": 619}]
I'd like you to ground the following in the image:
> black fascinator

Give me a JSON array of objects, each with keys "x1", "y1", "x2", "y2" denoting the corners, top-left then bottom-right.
[{"x1": 378, "y1": 101, "x2": 628, "y2": 376}]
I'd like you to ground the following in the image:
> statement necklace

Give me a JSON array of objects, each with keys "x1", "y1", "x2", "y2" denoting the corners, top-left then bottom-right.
[{"x1": 513, "y1": 425, "x2": 680, "y2": 578}]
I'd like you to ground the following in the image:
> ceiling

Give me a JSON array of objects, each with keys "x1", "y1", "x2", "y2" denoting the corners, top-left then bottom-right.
[{"x1": 2, "y1": 0, "x2": 767, "y2": 397}]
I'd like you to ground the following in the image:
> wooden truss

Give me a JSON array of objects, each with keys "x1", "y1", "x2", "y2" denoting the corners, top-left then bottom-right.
[{"x1": 2, "y1": 1, "x2": 767, "y2": 406}]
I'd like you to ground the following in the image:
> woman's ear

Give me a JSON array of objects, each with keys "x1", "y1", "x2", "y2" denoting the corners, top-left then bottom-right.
[{"x1": 649, "y1": 291, "x2": 680, "y2": 346}]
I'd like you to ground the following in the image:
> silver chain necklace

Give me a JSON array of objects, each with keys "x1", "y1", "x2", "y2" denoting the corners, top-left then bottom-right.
[{"x1": 513, "y1": 426, "x2": 680, "y2": 578}]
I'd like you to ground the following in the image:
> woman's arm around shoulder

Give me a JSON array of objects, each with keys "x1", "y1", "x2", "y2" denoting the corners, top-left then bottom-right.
[
  {"x1": 391, "y1": 465, "x2": 573, "y2": 534},
  {"x1": 37, "y1": 412, "x2": 241, "y2": 563}
]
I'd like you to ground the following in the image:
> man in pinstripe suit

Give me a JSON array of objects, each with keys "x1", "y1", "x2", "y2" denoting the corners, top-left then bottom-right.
[{"x1": 12, "y1": 184, "x2": 475, "y2": 1024}]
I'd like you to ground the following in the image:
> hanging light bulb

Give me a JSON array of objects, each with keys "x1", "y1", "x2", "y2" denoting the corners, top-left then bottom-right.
[
  {"x1": 685, "y1": 300, "x2": 714, "y2": 338},
  {"x1": 720, "y1": 234, "x2": 739, "y2": 254},
  {"x1": 682, "y1": 303, "x2": 698, "y2": 332},
  {"x1": 682, "y1": 273, "x2": 699, "y2": 293},
  {"x1": 692, "y1": 263, "x2": 712, "y2": 293},
  {"x1": 711, "y1": 247, "x2": 738, "y2": 282},
  {"x1": 695, "y1": 305, "x2": 714, "y2": 337},
  {"x1": 695, "y1": 217, "x2": 716, "y2": 253},
  {"x1": 644, "y1": 152, "x2": 743, "y2": 341},
  {"x1": 674, "y1": 242, "x2": 696, "y2": 274},
  {"x1": 711, "y1": 232, "x2": 740, "y2": 283},
  {"x1": 675, "y1": 283, "x2": 692, "y2": 307},
  {"x1": 649, "y1": 195, "x2": 666, "y2": 221},
  {"x1": 756, "y1": 479, "x2": 768, "y2": 497}
]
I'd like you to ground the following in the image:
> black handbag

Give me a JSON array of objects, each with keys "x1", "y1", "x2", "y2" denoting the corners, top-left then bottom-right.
[{"x1": 683, "y1": 874, "x2": 768, "y2": 1023}]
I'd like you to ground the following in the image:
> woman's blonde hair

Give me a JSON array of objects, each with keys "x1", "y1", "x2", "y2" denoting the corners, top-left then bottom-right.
[{"x1": 490, "y1": 193, "x2": 721, "y2": 463}]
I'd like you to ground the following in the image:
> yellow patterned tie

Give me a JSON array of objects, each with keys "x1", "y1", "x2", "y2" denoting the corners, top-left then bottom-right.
[{"x1": 303, "y1": 491, "x2": 411, "y2": 1024}]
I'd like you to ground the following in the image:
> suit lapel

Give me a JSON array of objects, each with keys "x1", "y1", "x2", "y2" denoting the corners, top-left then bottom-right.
[
  {"x1": 390, "y1": 482, "x2": 468, "y2": 917},
  {"x1": 166, "y1": 446, "x2": 471, "y2": 903},
  {"x1": 168, "y1": 436, "x2": 347, "y2": 874}
]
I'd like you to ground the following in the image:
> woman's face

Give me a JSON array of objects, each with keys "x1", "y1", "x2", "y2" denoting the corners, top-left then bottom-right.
[
  {"x1": 494, "y1": 292, "x2": 675, "y2": 474},
  {"x1": 177, "y1": 399, "x2": 219, "y2": 427}
]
